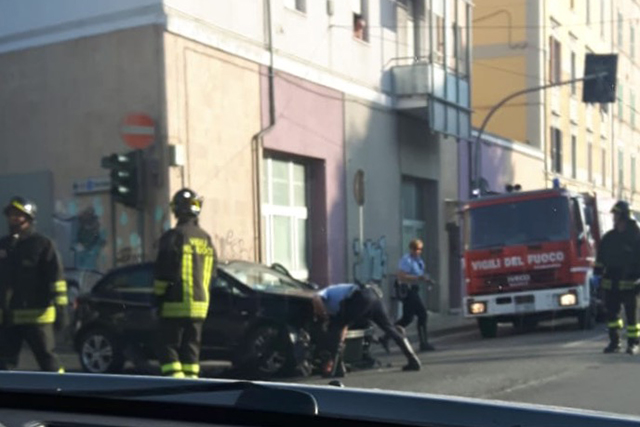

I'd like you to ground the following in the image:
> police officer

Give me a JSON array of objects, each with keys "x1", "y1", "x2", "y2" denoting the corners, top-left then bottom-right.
[
  {"x1": 594, "y1": 200, "x2": 640, "y2": 355},
  {"x1": 0, "y1": 196, "x2": 68, "y2": 372},
  {"x1": 382, "y1": 239, "x2": 435, "y2": 352},
  {"x1": 154, "y1": 189, "x2": 217, "y2": 378},
  {"x1": 314, "y1": 283, "x2": 421, "y2": 377}
]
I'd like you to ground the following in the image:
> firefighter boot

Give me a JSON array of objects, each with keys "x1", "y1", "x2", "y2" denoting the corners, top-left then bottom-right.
[
  {"x1": 626, "y1": 339, "x2": 639, "y2": 355},
  {"x1": 418, "y1": 324, "x2": 435, "y2": 352},
  {"x1": 603, "y1": 329, "x2": 622, "y2": 354},
  {"x1": 399, "y1": 338, "x2": 422, "y2": 371}
]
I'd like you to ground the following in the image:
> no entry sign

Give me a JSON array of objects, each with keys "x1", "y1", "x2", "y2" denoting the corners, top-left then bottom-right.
[{"x1": 121, "y1": 113, "x2": 155, "y2": 149}]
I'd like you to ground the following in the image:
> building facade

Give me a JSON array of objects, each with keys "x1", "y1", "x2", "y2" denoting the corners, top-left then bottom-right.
[
  {"x1": 0, "y1": 0, "x2": 472, "y2": 311},
  {"x1": 471, "y1": 0, "x2": 634, "y2": 214}
]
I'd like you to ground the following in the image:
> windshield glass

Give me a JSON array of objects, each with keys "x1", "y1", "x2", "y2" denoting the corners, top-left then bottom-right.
[
  {"x1": 221, "y1": 263, "x2": 309, "y2": 292},
  {"x1": 466, "y1": 197, "x2": 571, "y2": 250}
]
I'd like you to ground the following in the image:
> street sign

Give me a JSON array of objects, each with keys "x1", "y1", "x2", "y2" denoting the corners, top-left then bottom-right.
[
  {"x1": 73, "y1": 177, "x2": 111, "y2": 195},
  {"x1": 121, "y1": 113, "x2": 155, "y2": 149},
  {"x1": 582, "y1": 54, "x2": 618, "y2": 104}
]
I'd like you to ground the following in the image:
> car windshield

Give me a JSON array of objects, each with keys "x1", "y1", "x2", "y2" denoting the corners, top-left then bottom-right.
[
  {"x1": 4, "y1": 0, "x2": 640, "y2": 422},
  {"x1": 466, "y1": 197, "x2": 571, "y2": 250},
  {"x1": 221, "y1": 262, "x2": 309, "y2": 292}
]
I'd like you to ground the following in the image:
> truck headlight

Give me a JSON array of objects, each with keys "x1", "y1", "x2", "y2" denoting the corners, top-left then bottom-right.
[
  {"x1": 559, "y1": 292, "x2": 577, "y2": 307},
  {"x1": 469, "y1": 301, "x2": 487, "y2": 315}
]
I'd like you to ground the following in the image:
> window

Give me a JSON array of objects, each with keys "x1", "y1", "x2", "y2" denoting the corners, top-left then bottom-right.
[
  {"x1": 587, "y1": 0, "x2": 591, "y2": 24},
  {"x1": 570, "y1": 0, "x2": 575, "y2": 10},
  {"x1": 570, "y1": 51, "x2": 577, "y2": 95},
  {"x1": 600, "y1": 0, "x2": 605, "y2": 37},
  {"x1": 549, "y1": 37, "x2": 562, "y2": 83},
  {"x1": 435, "y1": 15, "x2": 445, "y2": 61},
  {"x1": 588, "y1": 142, "x2": 593, "y2": 183},
  {"x1": 352, "y1": 0, "x2": 369, "y2": 41},
  {"x1": 551, "y1": 127, "x2": 563, "y2": 173},
  {"x1": 401, "y1": 178, "x2": 427, "y2": 259},
  {"x1": 571, "y1": 135, "x2": 577, "y2": 179},
  {"x1": 602, "y1": 148, "x2": 607, "y2": 186},
  {"x1": 618, "y1": 84, "x2": 624, "y2": 120},
  {"x1": 284, "y1": 0, "x2": 306, "y2": 13},
  {"x1": 632, "y1": 156, "x2": 637, "y2": 193},
  {"x1": 619, "y1": 149, "x2": 625, "y2": 190},
  {"x1": 618, "y1": 11, "x2": 623, "y2": 49},
  {"x1": 632, "y1": 91, "x2": 636, "y2": 128},
  {"x1": 261, "y1": 157, "x2": 309, "y2": 280},
  {"x1": 632, "y1": 27, "x2": 636, "y2": 61},
  {"x1": 456, "y1": 0, "x2": 469, "y2": 76},
  {"x1": 98, "y1": 267, "x2": 153, "y2": 294}
]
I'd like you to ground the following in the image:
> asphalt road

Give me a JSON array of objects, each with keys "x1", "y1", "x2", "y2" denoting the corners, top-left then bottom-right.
[
  {"x1": 12, "y1": 319, "x2": 640, "y2": 418},
  {"x1": 299, "y1": 320, "x2": 640, "y2": 418}
]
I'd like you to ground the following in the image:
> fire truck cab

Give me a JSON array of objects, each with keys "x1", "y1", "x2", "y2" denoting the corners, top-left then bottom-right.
[{"x1": 462, "y1": 188, "x2": 604, "y2": 338}]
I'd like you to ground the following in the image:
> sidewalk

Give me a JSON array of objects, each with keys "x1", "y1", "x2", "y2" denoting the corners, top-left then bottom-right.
[{"x1": 428, "y1": 311, "x2": 477, "y2": 338}]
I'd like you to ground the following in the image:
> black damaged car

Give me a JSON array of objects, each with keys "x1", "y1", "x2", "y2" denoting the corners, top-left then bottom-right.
[{"x1": 73, "y1": 260, "x2": 373, "y2": 378}]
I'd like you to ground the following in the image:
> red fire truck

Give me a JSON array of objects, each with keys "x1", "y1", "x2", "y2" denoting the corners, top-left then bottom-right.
[{"x1": 462, "y1": 188, "x2": 609, "y2": 338}]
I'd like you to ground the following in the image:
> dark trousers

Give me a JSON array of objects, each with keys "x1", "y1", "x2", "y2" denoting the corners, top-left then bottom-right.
[
  {"x1": 396, "y1": 288, "x2": 427, "y2": 329},
  {"x1": 157, "y1": 318, "x2": 204, "y2": 378},
  {"x1": 327, "y1": 287, "x2": 405, "y2": 355},
  {"x1": 605, "y1": 288, "x2": 639, "y2": 344},
  {"x1": 0, "y1": 324, "x2": 61, "y2": 372}
]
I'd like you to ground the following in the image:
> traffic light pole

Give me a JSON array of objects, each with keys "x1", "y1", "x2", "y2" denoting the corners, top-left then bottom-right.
[{"x1": 472, "y1": 72, "x2": 607, "y2": 198}]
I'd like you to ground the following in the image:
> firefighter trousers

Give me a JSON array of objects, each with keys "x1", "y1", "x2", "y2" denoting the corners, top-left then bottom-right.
[
  {"x1": 0, "y1": 324, "x2": 62, "y2": 372},
  {"x1": 605, "y1": 288, "x2": 640, "y2": 345},
  {"x1": 157, "y1": 318, "x2": 204, "y2": 378}
]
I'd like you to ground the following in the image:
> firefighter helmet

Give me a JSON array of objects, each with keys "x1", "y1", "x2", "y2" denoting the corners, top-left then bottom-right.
[
  {"x1": 170, "y1": 188, "x2": 203, "y2": 218},
  {"x1": 3, "y1": 196, "x2": 37, "y2": 220},
  {"x1": 611, "y1": 200, "x2": 631, "y2": 218}
]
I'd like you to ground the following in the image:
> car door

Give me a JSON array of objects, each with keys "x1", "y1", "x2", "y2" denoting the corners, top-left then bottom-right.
[
  {"x1": 114, "y1": 266, "x2": 156, "y2": 339},
  {"x1": 202, "y1": 272, "x2": 254, "y2": 356}
]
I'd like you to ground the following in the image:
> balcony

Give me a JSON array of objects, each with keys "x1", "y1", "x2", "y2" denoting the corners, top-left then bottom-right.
[{"x1": 391, "y1": 61, "x2": 471, "y2": 139}]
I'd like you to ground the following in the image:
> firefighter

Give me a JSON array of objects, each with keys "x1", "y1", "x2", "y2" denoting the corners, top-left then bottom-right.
[
  {"x1": 154, "y1": 188, "x2": 218, "y2": 378},
  {"x1": 314, "y1": 282, "x2": 421, "y2": 377},
  {"x1": 595, "y1": 200, "x2": 640, "y2": 355},
  {"x1": 0, "y1": 196, "x2": 68, "y2": 372}
]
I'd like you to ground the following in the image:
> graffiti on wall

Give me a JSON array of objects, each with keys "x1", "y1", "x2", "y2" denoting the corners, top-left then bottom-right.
[
  {"x1": 53, "y1": 198, "x2": 108, "y2": 271},
  {"x1": 213, "y1": 230, "x2": 250, "y2": 261},
  {"x1": 352, "y1": 236, "x2": 388, "y2": 284}
]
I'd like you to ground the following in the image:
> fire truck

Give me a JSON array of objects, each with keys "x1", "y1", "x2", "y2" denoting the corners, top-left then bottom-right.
[{"x1": 462, "y1": 187, "x2": 611, "y2": 338}]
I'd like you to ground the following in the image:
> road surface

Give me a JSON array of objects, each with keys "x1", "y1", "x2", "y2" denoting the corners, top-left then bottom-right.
[{"x1": 13, "y1": 319, "x2": 640, "y2": 417}]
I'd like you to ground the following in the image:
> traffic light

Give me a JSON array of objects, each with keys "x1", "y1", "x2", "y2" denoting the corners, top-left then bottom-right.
[
  {"x1": 582, "y1": 53, "x2": 618, "y2": 104},
  {"x1": 101, "y1": 151, "x2": 143, "y2": 209}
]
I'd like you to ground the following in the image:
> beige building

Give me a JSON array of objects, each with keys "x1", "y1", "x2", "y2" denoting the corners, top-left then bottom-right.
[{"x1": 472, "y1": 0, "x2": 637, "y2": 213}]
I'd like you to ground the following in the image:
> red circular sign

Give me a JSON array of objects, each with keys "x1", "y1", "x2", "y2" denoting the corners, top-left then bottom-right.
[{"x1": 121, "y1": 113, "x2": 155, "y2": 149}]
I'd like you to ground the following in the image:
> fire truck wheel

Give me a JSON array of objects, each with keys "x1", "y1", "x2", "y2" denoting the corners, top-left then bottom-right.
[{"x1": 477, "y1": 318, "x2": 498, "y2": 338}]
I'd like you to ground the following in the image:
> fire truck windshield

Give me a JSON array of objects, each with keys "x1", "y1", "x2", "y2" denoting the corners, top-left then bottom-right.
[{"x1": 466, "y1": 196, "x2": 571, "y2": 250}]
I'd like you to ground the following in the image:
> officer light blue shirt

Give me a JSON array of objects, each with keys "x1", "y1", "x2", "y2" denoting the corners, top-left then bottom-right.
[
  {"x1": 318, "y1": 283, "x2": 358, "y2": 316},
  {"x1": 398, "y1": 254, "x2": 427, "y2": 279}
]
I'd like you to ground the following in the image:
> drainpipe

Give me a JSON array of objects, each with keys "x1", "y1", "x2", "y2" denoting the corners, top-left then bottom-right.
[{"x1": 252, "y1": 0, "x2": 277, "y2": 262}]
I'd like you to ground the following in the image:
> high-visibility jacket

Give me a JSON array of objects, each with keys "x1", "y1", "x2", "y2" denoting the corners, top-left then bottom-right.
[
  {"x1": 594, "y1": 219, "x2": 640, "y2": 291},
  {"x1": 153, "y1": 218, "x2": 217, "y2": 319},
  {"x1": 0, "y1": 228, "x2": 68, "y2": 325}
]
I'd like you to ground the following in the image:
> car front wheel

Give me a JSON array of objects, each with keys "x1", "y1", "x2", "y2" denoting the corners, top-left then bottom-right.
[
  {"x1": 78, "y1": 328, "x2": 124, "y2": 374},
  {"x1": 238, "y1": 324, "x2": 295, "y2": 379}
]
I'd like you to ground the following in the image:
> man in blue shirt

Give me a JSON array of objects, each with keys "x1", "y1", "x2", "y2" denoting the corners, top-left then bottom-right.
[
  {"x1": 314, "y1": 283, "x2": 421, "y2": 377},
  {"x1": 384, "y1": 239, "x2": 435, "y2": 352}
]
